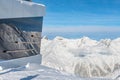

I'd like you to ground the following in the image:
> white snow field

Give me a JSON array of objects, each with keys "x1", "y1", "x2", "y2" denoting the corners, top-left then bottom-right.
[
  {"x1": 41, "y1": 36, "x2": 120, "y2": 79},
  {"x1": 0, "y1": 55, "x2": 109, "y2": 80},
  {"x1": 0, "y1": 57, "x2": 80, "y2": 80},
  {"x1": 0, "y1": 36, "x2": 120, "y2": 80}
]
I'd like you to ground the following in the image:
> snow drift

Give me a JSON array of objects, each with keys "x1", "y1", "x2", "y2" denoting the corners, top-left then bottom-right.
[{"x1": 41, "y1": 36, "x2": 120, "y2": 78}]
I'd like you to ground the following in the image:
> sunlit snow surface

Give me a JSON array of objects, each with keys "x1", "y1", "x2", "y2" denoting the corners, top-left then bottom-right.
[
  {"x1": 0, "y1": 63, "x2": 111, "y2": 80},
  {"x1": 0, "y1": 36, "x2": 120, "y2": 80},
  {"x1": 41, "y1": 36, "x2": 120, "y2": 79},
  {"x1": 0, "y1": 63, "x2": 80, "y2": 80}
]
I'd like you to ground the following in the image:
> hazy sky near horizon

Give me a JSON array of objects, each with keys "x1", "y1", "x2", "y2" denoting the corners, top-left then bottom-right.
[{"x1": 33, "y1": 0, "x2": 120, "y2": 32}]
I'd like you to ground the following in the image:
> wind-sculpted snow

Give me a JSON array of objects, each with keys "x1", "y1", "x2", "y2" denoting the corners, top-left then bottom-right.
[{"x1": 41, "y1": 36, "x2": 120, "y2": 78}]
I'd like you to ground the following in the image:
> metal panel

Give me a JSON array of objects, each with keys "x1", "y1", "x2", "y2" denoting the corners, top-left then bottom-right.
[{"x1": 0, "y1": 17, "x2": 43, "y2": 59}]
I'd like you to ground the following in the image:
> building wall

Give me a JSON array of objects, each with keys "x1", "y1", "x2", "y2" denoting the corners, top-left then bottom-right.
[
  {"x1": 0, "y1": 17, "x2": 43, "y2": 31},
  {"x1": 0, "y1": 0, "x2": 45, "y2": 19},
  {"x1": 0, "y1": 17, "x2": 43, "y2": 59}
]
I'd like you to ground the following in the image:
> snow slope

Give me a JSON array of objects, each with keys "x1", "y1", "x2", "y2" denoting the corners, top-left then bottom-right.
[
  {"x1": 0, "y1": 63, "x2": 80, "y2": 80},
  {"x1": 41, "y1": 36, "x2": 120, "y2": 78},
  {"x1": 0, "y1": 54, "x2": 111, "y2": 80}
]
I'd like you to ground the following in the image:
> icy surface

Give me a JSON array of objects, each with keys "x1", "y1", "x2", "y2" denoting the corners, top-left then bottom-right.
[{"x1": 41, "y1": 36, "x2": 120, "y2": 78}]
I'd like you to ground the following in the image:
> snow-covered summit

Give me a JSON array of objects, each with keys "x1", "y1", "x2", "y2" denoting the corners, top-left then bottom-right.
[{"x1": 41, "y1": 36, "x2": 120, "y2": 78}]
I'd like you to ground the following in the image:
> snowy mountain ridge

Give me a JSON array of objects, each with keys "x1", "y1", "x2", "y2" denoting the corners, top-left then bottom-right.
[{"x1": 41, "y1": 36, "x2": 120, "y2": 78}]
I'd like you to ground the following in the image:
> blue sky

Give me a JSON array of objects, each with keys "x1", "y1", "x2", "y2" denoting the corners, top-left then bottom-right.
[{"x1": 33, "y1": 0, "x2": 120, "y2": 32}]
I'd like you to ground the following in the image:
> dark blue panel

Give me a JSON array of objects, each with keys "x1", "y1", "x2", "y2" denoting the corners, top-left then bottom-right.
[{"x1": 0, "y1": 17, "x2": 43, "y2": 32}]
